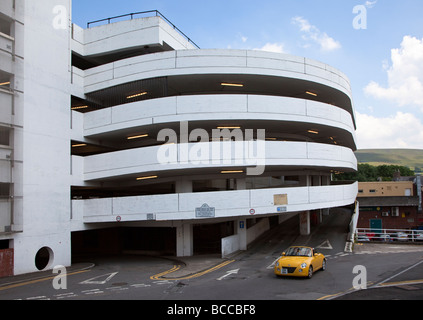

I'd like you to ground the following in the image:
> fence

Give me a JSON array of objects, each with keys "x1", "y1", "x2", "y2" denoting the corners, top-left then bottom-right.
[{"x1": 355, "y1": 228, "x2": 423, "y2": 243}]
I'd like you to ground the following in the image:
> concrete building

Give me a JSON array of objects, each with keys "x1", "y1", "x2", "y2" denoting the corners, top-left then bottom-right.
[{"x1": 0, "y1": 1, "x2": 357, "y2": 276}]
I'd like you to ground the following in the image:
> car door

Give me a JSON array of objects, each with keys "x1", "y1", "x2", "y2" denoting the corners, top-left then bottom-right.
[{"x1": 312, "y1": 249, "x2": 324, "y2": 269}]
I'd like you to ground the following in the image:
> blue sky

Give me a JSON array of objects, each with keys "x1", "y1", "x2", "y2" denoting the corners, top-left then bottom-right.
[{"x1": 72, "y1": 0, "x2": 423, "y2": 150}]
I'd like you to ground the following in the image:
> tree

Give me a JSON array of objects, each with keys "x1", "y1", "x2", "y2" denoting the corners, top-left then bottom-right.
[{"x1": 333, "y1": 164, "x2": 415, "y2": 182}]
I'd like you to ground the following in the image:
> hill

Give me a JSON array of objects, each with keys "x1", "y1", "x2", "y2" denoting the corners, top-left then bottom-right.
[{"x1": 355, "y1": 149, "x2": 423, "y2": 171}]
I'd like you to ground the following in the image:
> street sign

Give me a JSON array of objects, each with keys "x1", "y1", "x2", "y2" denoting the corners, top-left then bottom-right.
[{"x1": 249, "y1": 209, "x2": 255, "y2": 215}]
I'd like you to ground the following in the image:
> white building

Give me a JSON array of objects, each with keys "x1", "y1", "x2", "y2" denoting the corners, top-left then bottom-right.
[{"x1": 0, "y1": 0, "x2": 357, "y2": 276}]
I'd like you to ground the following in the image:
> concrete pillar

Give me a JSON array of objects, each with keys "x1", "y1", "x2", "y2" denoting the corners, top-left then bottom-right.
[
  {"x1": 299, "y1": 211, "x2": 311, "y2": 235},
  {"x1": 176, "y1": 223, "x2": 193, "y2": 257},
  {"x1": 236, "y1": 219, "x2": 247, "y2": 250},
  {"x1": 175, "y1": 179, "x2": 193, "y2": 193},
  {"x1": 235, "y1": 178, "x2": 246, "y2": 190}
]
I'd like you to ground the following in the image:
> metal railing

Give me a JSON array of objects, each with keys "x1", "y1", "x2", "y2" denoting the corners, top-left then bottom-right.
[
  {"x1": 356, "y1": 228, "x2": 423, "y2": 243},
  {"x1": 86, "y1": 10, "x2": 200, "y2": 49}
]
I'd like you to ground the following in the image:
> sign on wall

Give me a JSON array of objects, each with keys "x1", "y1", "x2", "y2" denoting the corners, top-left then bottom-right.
[{"x1": 195, "y1": 203, "x2": 215, "y2": 218}]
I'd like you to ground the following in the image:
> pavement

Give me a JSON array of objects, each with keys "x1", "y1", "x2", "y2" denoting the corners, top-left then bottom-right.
[
  {"x1": 331, "y1": 242, "x2": 423, "y2": 300},
  {"x1": 0, "y1": 254, "x2": 231, "y2": 289},
  {"x1": 2, "y1": 242, "x2": 423, "y2": 300}
]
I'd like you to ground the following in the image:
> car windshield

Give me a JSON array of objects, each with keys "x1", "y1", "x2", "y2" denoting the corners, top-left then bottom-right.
[{"x1": 285, "y1": 247, "x2": 312, "y2": 257}]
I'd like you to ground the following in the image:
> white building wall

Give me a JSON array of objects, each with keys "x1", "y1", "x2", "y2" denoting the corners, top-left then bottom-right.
[{"x1": 11, "y1": 0, "x2": 72, "y2": 275}]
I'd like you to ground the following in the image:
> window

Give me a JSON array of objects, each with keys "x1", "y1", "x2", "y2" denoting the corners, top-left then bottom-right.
[
  {"x1": 0, "y1": 127, "x2": 10, "y2": 146},
  {"x1": 0, "y1": 183, "x2": 10, "y2": 199},
  {"x1": 369, "y1": 189, "x2": 376, "y2": 193}
]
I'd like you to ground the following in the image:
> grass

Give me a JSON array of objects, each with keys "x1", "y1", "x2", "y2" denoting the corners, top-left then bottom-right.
[{"x1": 355, "y1": 149, "x2": 423, "y2": 171}]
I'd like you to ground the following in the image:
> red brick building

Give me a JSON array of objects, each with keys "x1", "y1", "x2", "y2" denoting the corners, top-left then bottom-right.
[{"x1": 357, "y1": 177, "x2": 423, "y2": 230}]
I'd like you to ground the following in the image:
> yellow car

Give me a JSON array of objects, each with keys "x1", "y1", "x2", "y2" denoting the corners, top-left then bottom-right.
[{"x1": 274, "y1": 246, "x2": 326, "y2": 279}]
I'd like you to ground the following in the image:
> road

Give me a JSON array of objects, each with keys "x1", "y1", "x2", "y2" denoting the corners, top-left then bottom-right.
[{"x1": 1, "y1": 209, "x2": 423, "y2": 304}]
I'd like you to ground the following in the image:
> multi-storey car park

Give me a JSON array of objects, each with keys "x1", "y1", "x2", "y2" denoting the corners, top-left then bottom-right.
[{"x1": 0, "y1": 1, "x2": 357, "y2": 275}]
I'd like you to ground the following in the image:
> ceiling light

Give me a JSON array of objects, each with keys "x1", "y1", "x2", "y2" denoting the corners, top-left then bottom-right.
[
  {"x1": 127, "y1": 134, "x2": 149, "y2": 140},
  {"x1": 72, "y1": 143, "x2": 87, "y2": 148},
  {"x1": 266, "y1": 137, "x2": 277, "y2": 141},
  {"x1": 308, "y1": 130, "x2": 319, "y2": 135},
  {"x1": 221, "y1": 83, "x2": 244, "y2": 87},
  {"x1": 136, "y1": 175, "x2": 158, "y2": 181},
  {"x1": 217, "y1": 126, "x2": 241, "y2": 129},
  {"x1": 126, "y1": 91, "x2": 147, "y2": 99},
  {"x1": 71, "y1": 105, "x2": 89, "y2": 110},
  {"x1": 0, "y1": 81, "x2": 10, "y2": 86},
  {"x1": 306, "y1": 91, "x2": 318, "y2": 97},
  {"x1": 221, "y1": 170, "x2": 244, "y2": 174}
]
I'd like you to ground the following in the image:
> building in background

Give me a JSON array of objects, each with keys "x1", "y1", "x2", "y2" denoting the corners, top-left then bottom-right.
[
  {"x1": 0, "y1": 0, "x2": 357, "y2": 276},
  {"x1": 357, "y1": 178, "x2": 423, "y2": 230}
]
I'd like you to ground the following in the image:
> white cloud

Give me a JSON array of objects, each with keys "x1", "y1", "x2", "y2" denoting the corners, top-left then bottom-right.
[
  {"x1": 253, "y1": 42, "x2": 286, "y2": 54},
  {"x1": 365, "y1": 0, "x2": 377, "y2": 8},
  {"x1": 356, "y1": 111, "x2": 423, "y2": 149},
  {"x1": 291, "y1": 16, "x2": 341, "y2": 52},
  {"x1": 364, "y1": 36, "x2": 423, "y2": 111}
]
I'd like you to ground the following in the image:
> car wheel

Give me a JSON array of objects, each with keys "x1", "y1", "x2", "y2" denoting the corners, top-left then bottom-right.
[
  {"x1": 322, "y1": 259, "x2": 326, "y2": 271},
  {"x1": 307, "y1": 266, "x2": 313, "y2": 279}
]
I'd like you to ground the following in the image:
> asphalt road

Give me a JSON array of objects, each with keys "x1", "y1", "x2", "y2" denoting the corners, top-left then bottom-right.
[{"x1": 1, "y1": 209, "x2": 423, "y2": 304}]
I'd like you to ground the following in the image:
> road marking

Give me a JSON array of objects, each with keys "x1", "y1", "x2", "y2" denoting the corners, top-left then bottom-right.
[
  {"x1": 217, "y1": 268, "x2": 239, "y2": 281},
  {"x1": 82, "y1": 288, "x2": 104, "y2": 295},
  {"x1": 378, "y1": 279, "x2": 423, "y2": 287},
  {"x1": 54, "y1": 292, "x2": 78, "y2": 299},
  {"x1": 374, "y1": 259, "x2": 423, "y2": 287},
  {"x1": 131, "y1": 283, "x2": 151, "y2": 288},
  {"x1": 26, "y1": 295, "x2": 48, "y2": 300},
  {"x1": 79, "y1": 272, "x2": 118, "y2": 285},
  {"x1": 150, "y1": 260, "x2": 235, "y2": 281},
  {"x1": 150, "y1": 265, "x2": 181, "y2": 280},
  {"x1": 317, "y1": 239, "x2": 333, "y2": 250},
  {"x1": 0, "y1": 269, "x2": 90, "y2": 291},
  {"x1": 267, "y1": 257, "x2": 281, "y2": 269}
]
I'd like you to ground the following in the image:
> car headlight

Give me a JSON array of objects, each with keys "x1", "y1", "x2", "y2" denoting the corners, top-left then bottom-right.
[{"x1": 300, "y1": 263, "x2": 307, "y2": 269}]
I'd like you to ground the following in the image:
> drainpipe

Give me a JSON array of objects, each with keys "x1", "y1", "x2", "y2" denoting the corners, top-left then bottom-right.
[{"x1": 416, "y1": 174, "x2": 422, "y2": 213}]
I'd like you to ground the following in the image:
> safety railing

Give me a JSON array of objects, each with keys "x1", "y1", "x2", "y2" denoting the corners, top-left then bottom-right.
[
  {"x1": 356, "y1": 228, "x2": 423, "y2": 243},
  {"x1": 86, "y1": 10, "x2": 200, "y2": 49}
]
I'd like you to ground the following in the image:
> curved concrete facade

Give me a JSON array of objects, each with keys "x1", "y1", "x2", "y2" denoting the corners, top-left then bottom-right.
[
  {"x1": 0, "y1": 4, "x2": 358, "y2": 275},
  {"x1": 68, "y1": 15, "x2": 358, "y2": 258}
]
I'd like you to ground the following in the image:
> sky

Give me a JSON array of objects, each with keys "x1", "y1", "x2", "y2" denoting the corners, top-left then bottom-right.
[{"x1": 72, "y1": 0, "x2": 423, "y2": 150}]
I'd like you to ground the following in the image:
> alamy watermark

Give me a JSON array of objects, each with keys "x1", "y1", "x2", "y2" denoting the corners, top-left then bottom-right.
[
  {"x1": 352, "y1": 265, "x2": 367, "y2": 290},
  {"x1": 156, "y1": 121, "x2": 266, "y2": 175},
  {"x1": 52, "y1": 5, "x2": 68, "y2": 30},
  {"x1": 353, "y1": 1, "x2": 377, "y2": 30},
  {"x1": 52, "y1": 265, "x2": 67, "y2": 290}
]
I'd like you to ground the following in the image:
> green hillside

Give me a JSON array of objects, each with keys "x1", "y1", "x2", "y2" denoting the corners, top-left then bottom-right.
[{"x1": 355, "y1": 149, "x2": 423, "y2": 171}]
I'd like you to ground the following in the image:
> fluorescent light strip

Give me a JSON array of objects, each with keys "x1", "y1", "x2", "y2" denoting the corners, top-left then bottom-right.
[
  {"x1": 0, "y1": 81, "x2": 10, "y2": 86},
  {"x1": 221, "y1": 170, "x2": 244, "y2": 174},
  {"x1": 221, "y1": 83, "x2": 244, "y2": 87},
  {"x1": 308, "y1": 130, "x2": 319, "y2": 135},
  {"x1": 306, "y1": 91, "x2": 317, "y2": 97},
  {"x1": 72, "y1": 143, "x2": 87, "y2": 148},
  {"x1": 217, "y1": 126, "x2": 241, "y2": 129},
  {"x1": 126, "y1": 91, "x2": 147, "y2": 99},
  {"x1": 71, "y1": 105, "x2": 89, "y2": 110},
  {"x1": 127, "y1": 134, "x2": 149, "y2": 140},
  {"x1": 136, "y1": 175, "x2": 158, "y2": 181}
]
